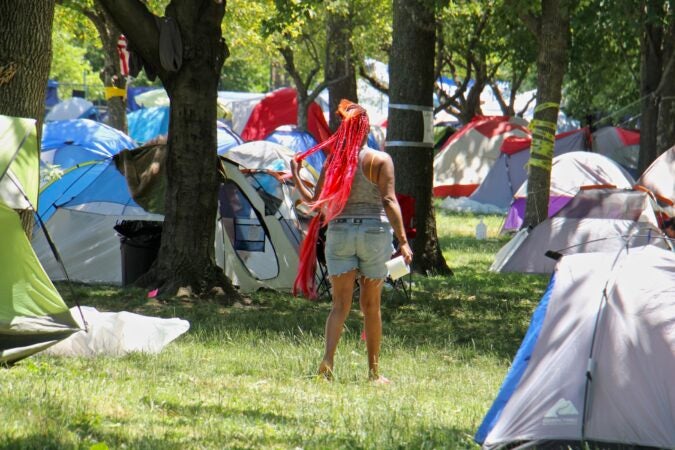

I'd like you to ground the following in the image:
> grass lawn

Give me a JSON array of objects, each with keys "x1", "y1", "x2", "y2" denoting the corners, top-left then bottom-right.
[{"x1": 1, "y1": 210, "x2": 549, "y2": 450}]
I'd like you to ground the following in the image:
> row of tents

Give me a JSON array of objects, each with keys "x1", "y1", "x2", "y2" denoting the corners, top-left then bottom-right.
[
  {"x1": 432, "y1": 115, "x2": 647, "y2": 209},
  {"x1": 455, "y1": 118, "x2": 675, "y2": 447}
]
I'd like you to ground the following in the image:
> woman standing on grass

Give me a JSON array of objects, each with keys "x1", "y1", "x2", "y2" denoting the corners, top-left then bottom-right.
[{"x1": 291, "y1": 100, "x2": 413, "y2": 383}]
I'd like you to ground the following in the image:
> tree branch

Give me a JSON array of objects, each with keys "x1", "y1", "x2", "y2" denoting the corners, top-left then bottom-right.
[{"x1": 358, "y1": 63, "x2": 388, "y2": 94}]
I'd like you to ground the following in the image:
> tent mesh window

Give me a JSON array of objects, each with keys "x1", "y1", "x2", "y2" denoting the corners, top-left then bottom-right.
[{"x1": 219, "y1": 180, "x2": 281, "y2": 280}]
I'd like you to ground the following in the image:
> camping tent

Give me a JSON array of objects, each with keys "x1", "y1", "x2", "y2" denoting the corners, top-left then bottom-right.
[
  {"x1": 264, "y1": 125, "x2": 326, "y2": 174},
  {"x1": 503, "y1": 151, "x2": 635, "y2": 231},
  {"x1": 591, "y1": 126, "x2": 640, "y2": 177},
  {"x1": 216, "y1": 156, "x2": 303, "y2": 292},
  {"x1": 217, "y1": 122, "x2": 244, "y2": 155},
  {"x1": 433, "y1": 116, "x2": 531, "y2": 198},
  {"x1": 41, "y1": 119, "x2": 136, "y2": 170},
  {"x1": 127, "y1": 106, "x2": 170, "y2": 144},
  {"x1": 492, "y1": 188, "x2": 670, "y2": 274},
  {"x1": 635, "y1": 146, "x2": 675, "y2": 216},
  {"x1": 45, "y1": 97, "x2": 98, "y2": 122},
  {"x1": 469, "y1": 128, "x2": 590, "y2": 209},
  {"x1": 239, "y1": 87, "x2": 332, "y2": 145},
  {"x1": 127, "y1": 107, "x2": 243, "y2": 152},
  {"x1": 0, "y1": 114, "x2": 79, "y2": 364},
  {"x1": 108, "y1": 143, "x2": 306, "y2": 293},
  {"x1": 477, "y1": 245, "x2": 675, "y2": 449},
  {"x1": 32, "y1": 157, "x2": 163, "y2": 284}
]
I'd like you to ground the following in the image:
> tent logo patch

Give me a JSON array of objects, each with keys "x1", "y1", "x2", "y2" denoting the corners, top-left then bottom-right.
[{"x1": 543, "y1": 398, "x2": 579, "y2": 426}]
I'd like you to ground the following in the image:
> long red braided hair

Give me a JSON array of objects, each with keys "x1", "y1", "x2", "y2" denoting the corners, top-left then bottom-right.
[{"x1": 293, "y1": 100, "x2": 371, "y2": 299}]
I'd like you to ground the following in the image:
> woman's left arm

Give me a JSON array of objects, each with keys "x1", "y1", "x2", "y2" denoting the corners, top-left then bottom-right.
[
  {"x1": 372, "y1": 153, "x2": 413, "y2": 265},
  {"x1": 291, "y1": 158, "x2": 325, "y2": 204}
]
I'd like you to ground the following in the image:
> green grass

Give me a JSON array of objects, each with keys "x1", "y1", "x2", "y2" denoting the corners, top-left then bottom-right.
[{"x1": 1, "y1": 211, "x2": 549, "y2": 450}]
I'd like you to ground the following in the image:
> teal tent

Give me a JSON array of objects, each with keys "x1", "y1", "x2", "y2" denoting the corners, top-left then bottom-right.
[{"x1": 0, "y1": 114, "x2": 80, "y2": 365}]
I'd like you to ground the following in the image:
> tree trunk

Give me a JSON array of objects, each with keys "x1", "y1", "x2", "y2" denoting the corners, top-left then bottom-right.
[
  {"x1": 523, "y1": 0, "x2": 570, "y2": 229},
  {"x1": 388, "y1": 0, "x2": 451, "y2": 276},
  {"x1": 638, "y1": 0, "x2": 663, "y2": 175},
  {"x1": 325, "y1": 6, "x2": 358, "y2": 132},
  {"x1": 96, "y1": 5, "x2": 128, "y2": 133},
  {"x1": 0, "y1": 0, "x2": 56, "y2": 238},
  {"x1": 656, "y1": 11, "x2": 675, "y2": 156},
  {"x1": 297, "y1": 90, "x2": 309, "y2": 132},
  {"x1": 98, "y1": 0, "x2": 238, "y2": 300}
]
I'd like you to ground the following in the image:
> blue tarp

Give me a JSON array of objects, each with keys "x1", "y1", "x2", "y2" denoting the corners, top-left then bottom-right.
[{"x1": 474, "y1": 274, "x2": 556, "y2": 445}]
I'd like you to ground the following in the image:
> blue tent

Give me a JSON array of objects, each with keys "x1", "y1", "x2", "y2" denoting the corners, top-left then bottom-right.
[
  {"x1": 474, "y1": 276, "x2": 555, "y2": 444},
  {"x1": 38, "y1": 158, "x2": 143, "y2": 224},
  {"x1": 45, "y1": 80, "x2": 60, "y2": 108},
  {"x1": 41, "y1": 119, "x2": 136, "y2": 169},
  {"x1": 127, "y1": 86, "x2": 159, "y2": 112},
  {"x1": 127, "y1": 106, "x2": 170, "y2": 144},
  {"x1": 217, "y1": 123, "x2": 244, "y2": 155},
  {"x1": 264, "y1": 127, "x2": 326, "y2": 174}
]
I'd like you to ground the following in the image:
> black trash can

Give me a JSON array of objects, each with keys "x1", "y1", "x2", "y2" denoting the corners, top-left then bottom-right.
[{"x1": 114, "y1": 220, "x2": 163, "y2": 286}]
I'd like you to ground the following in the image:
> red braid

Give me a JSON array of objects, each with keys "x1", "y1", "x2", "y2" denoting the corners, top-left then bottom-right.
[{"x1": 293, "y1": 100, "x2": 370, "y2": 299}]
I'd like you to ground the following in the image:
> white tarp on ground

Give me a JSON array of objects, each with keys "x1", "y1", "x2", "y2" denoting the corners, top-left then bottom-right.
[{"x1": 45, "y1": 306, "x2": 189, "y2": 357}]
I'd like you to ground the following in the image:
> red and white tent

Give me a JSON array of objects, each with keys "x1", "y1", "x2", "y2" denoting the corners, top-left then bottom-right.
[
  {"x1": 591, "y1": 126, "x2": 640, "y2": 175},
  {"x1": 239, "y1": 87, "x2": 331, "y2": 145},
  {"x1": 432, "y1": 116, "x2": 530, "y2": 198}
]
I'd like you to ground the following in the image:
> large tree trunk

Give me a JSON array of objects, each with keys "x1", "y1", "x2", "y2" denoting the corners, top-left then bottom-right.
[
  {"x1": 388, "y1": 0, "x2": 451, "y2": 276},
  {"x1": 98, "y1": 0, "x2": 238, "y2": 299},
  {"x1": 0, "y1": 0, "x2": 56, "y2": 238},
  {"x1": 638, "y1": 0, "x2": 663, "y2": 175},
  {"x1": 523, "y1": 0, "x2": 570, "y2": 229},
  {"x1": 325, "y1": 5, "x2": 358, "y2": 132}
]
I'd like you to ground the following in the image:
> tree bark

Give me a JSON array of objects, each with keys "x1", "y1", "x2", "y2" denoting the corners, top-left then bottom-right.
[
  {"x1": 92, "y1": 5, "x2": 128, "y2": 133},
  {"x1": 638, "y1": 0, "x2": 663, "y2": 175},
  {"x1": 0, "y1": 0, "x2": 56, "y2": 238},
  {"x1": 97, "y1": 0, "x2": 238, "y2": 300},
  {"x1": 523, "y1": 0, "x2": 570, "y2": 229},
  {"x1": 325, "y1": 6, "x2": 358, "y2": 132},
  {"x1": 655, "y1": 8, "x2": 675, "y2": 158},
  {"x1": 388, "y1": 0, "x2": 451, "y2": 276}
]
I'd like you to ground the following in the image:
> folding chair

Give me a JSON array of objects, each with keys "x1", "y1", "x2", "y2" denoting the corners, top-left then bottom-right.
[{"x1": 387, "y1": 193, "x2": 417, "y2": 300}]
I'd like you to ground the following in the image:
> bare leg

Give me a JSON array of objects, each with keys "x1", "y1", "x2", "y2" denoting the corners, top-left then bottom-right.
[
  {"x1": 359, "y1": 276, "x2": 389, "y2": 383},
  {"x1": 319, "y1": 270, "x2": 358, "y2": 378}
]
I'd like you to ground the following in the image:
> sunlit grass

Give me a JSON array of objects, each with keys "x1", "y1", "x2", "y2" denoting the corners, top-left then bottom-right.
[{"x1": 1, "y1": 211, "x2": 549, "y2": 449}]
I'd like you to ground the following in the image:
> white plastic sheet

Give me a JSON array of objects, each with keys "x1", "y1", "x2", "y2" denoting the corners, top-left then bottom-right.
[{"x1": 45, "y1": 306, "x2": 190, "y2": 357}]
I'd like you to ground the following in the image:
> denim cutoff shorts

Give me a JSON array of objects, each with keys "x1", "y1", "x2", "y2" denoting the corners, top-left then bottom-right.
[{"x1": 325, "y1": 218, "x2": 394, "y2": 279}]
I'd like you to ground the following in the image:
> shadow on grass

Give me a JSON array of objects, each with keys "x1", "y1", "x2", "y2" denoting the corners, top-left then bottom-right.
[{"x1": 54, "y1": 232, "x2": 549, "y2": 361}]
